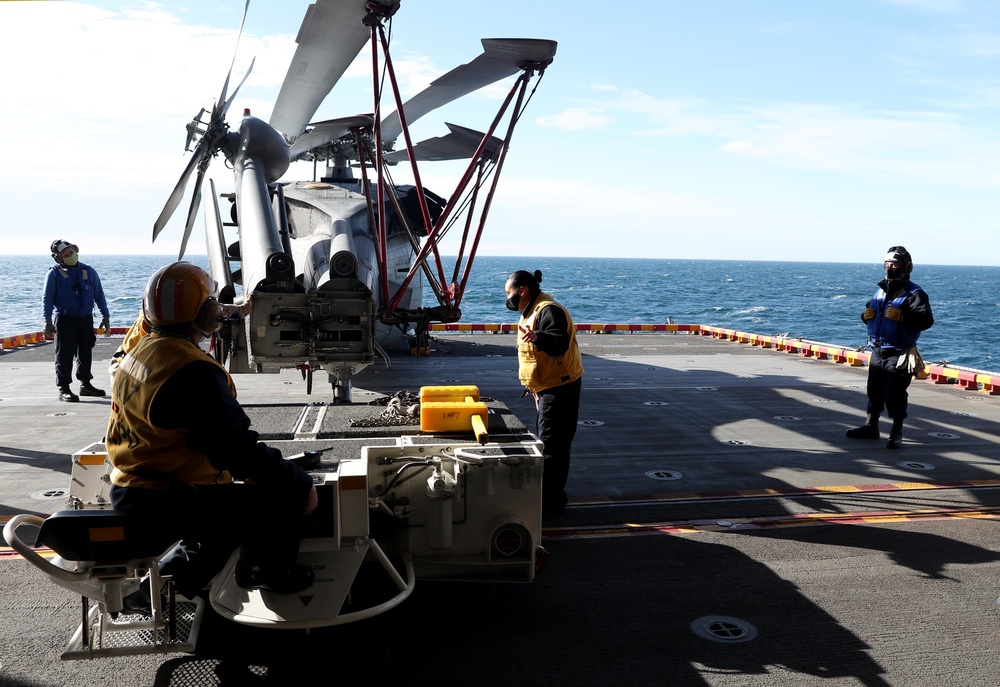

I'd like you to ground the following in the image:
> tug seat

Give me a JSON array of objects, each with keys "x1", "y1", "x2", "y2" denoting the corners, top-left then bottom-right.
[{"x1": 36, "y1": 509, "x2": 177, "y2": 564}]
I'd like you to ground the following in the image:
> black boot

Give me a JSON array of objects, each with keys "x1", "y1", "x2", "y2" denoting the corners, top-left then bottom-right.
[
  {"x1": 58, "y1": 386, "x2": 79, "y2": 402},
  {"x1": 235, "y1": 562, "x2": 314, "y2": 594},
  {"x1": 79, "y1": 382, "x2": 106, "y2": 397},
  {"x1": 846, "y1": 413, "x2": 879, "y2": 439},
  {"x1": 121, "y1": 575, "x2": 167, "y2": 617},
  {"x1": 886, "y1": 418, "x2": 904, "y2": 449}
]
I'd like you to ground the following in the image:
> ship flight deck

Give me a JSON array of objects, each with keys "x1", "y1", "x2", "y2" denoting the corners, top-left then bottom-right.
[{"x1": 2, "y1": 328, "x2": 1000, "y2": 686}]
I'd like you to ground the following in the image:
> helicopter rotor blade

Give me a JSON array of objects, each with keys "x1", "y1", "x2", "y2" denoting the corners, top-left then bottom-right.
[
  {"x1": 221, "y1": 56, "x2": 256, "y2": 120},
  {"x1": 288, "y1": 114, "x2": 373, "y2": 159},
  {"x1": 154, "y1": 1, "x2": 252, "y2": 249},
  {"x1": 269, "y1": 0, "x2": 386, "y2": 140},
  {"x1": 178, "y1": 168, "x2": 205, "y2": 260},
  {"x1": 218, "y1": 0, "x2": 251, "y2": 112},
  {"x1": 378, "y1": 38, "x2": 557, "y2": 146},
  {"x1": 382, "y1": 122, "x2": 502, "y2": 163},
  {"x1": 152, "y1": 139, "x2": 209, "y2": 242}
]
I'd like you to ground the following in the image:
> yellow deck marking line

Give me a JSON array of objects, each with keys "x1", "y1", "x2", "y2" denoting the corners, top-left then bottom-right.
[{"x1": 544, "y1": 506, "x2": 1000, "y2": 540}]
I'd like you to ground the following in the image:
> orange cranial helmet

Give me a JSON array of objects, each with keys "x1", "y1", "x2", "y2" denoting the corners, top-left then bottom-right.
[{"x1": 143, "y1": 262, "x2": 224, "y2": 335}]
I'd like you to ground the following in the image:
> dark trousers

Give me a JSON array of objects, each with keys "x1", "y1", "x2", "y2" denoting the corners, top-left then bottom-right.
[
  {"x1": 54, "y1": 314, "x2": 96, "y2": 388},
  {"x1": 866, "y1": 348, "x2": 913, "y2": 420},
  {"x1": 111, "y1": 482, "x2": 307, "y2": 598},
  {"x1": 536, "y1": 377, "x2": 582, "y2": 507}
]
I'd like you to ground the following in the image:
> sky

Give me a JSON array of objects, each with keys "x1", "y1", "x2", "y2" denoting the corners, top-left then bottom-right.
[{"x1": 2, "y1": 0, "x2": 999, "y2": 265}]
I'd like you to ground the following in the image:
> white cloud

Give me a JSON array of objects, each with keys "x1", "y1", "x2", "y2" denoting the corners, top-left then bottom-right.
[
  {"x1": 546, "y1": 85, "x2": 1000, "y2": 187},
  {"x1": 721, "y1": 141, "x2": 773, "y2": 157},
  {"x1": 535, "y1": 107, "x2": 614, "y2": 132},
  {"x1": 879, "y1": 0, "x2": 964, "y2": 11}
]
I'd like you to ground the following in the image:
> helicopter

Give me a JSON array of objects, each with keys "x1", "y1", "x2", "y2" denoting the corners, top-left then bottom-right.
[{"x1": 152, "y1": 0, "x2": 557, "y2": 403}]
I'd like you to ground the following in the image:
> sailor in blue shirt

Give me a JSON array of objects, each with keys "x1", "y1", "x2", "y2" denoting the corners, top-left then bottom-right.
[
  {"x1": 846, "y1": 246, "x2": 934, "y2": 449},
  {"x1": 42, "y1": 240, "x2": 111, "y2": 402}
]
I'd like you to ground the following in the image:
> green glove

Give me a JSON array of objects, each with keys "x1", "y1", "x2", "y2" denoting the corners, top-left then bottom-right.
[
  {"x1": 99, "y1": 316, "x2": 111, "y2": 336},
  {"x1": 44, "y1": 321, "x2": 55, "y2": 337}
]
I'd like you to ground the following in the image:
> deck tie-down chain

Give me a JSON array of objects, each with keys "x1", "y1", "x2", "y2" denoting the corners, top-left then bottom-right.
[{"x1": 349, "y1": 390, "x2": 495, "y2": 428}]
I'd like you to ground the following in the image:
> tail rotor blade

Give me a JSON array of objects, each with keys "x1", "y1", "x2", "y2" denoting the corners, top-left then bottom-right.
[
  {"x1": 218, "y1": 0, "x2": 251, "y2": 110},
  {"x1": 154, "y1": 0, "x2": 252, "y2": 255},
  {"x1": 178, "y1": 169, "x2": 205, "y2": 260},
  {"x1": 221, "y1": 56, "x2": 255, "y2": 119},
  {"x1": 153, "y1": 141, "x2": 206, "y2": 242}
]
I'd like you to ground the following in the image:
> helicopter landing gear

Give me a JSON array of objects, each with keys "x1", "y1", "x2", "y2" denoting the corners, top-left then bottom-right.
[
  {"x1": 331, "y1": 371, "x2": 353, "y2": 404},
  {"x1": 409, "y1": 331, "x2": 430, "y2": 357}
]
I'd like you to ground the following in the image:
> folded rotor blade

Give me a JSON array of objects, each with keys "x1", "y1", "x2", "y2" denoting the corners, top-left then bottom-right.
[
  {"x1": 288, "y1": 114, "x2": 373, "y2": 158},
  {"x1": 178, "y1": 169, "x2": 205, "y2": 260},
  {"x1": 382, "y1": 122, "x2": 501, "y2": 162},
  {"x1": 269, "y1": 0, "x2": 384, "y2": 140},
  {"x1": 153, "y1": 140, "x2": 208, "y2": 242},
  {"x1": 379, "y1": 38, "x2": 557, "y2": 145}
]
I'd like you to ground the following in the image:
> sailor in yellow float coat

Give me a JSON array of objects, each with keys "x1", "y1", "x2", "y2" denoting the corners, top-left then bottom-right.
[
  {"x1": 107, "y1": 262, "x2": 316, "y2": 604},
  {"x1": 108, "y1": 334, "x2": 238, "y2": 489},
  {"x1": 516, "y1": 293, "x2": 584, "y2": 392},
  {"x1": 505, "y1": 269, "x2": 583, "y2": 516}
]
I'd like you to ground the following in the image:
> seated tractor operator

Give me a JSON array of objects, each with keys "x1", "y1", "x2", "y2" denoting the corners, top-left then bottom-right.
[
  {"x1": 108, "y1": 296, "x2": 251, "y2": 384},
  {"x1": 107, "y1": 261, "x2": 317, "y2": 612}
]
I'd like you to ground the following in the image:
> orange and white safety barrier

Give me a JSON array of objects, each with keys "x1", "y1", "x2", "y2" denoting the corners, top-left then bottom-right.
[{"x1": 1, "y1": 327, "x2": 128, "y2": 351}]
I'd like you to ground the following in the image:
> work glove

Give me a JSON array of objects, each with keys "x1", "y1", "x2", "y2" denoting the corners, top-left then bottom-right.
[
  {"x1": 861, "y1": 308, "x2": 876, "y2": 323},
  {"x1": 221, "y1": 295, "x2": 253, "y2": 320},
  {"x1": 44, "y1": 321, "x2": 55, "y2": 337},
  {"x1": 884, "y1": 306, "x2": 903, "y2": 322},
  {"x1": 238, "y1": 294, "x2": 253, "y2": 318},
  {"x1": 99, "y1": 316, "x2": 111, "y2": 335}
]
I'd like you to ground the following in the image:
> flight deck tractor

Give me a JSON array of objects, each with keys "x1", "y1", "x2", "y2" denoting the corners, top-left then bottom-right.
[{"x1": 4, "y1": 429, "x2": 546, "y2": 658}]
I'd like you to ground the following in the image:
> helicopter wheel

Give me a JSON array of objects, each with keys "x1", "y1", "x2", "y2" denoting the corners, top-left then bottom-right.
[{"x1": 409, "y1": 332, "x2": 430, "y2": 357}]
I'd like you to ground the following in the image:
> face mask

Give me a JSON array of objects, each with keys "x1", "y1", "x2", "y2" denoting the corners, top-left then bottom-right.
[
  {"x1": 505, "y1": 289, "x2": 521, "y2": 312},
  {"x1": 63, "y1": 253, "x2": 79, "y2": 267},
  {"x1": 885, "y1": 267, "x2": 900, "y2": 280}
]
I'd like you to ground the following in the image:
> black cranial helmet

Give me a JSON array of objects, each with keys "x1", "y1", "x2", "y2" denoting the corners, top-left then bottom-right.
[
  {"x1": 50, "y1": 239, "x2": 79, "y2": 263},
  {"x1": 883, "y1": 245, "x2": 913, "y2": 278}
]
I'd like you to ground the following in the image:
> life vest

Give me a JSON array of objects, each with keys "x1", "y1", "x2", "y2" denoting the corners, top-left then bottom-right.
[
  {"x1": 46, "y1": 264, "x2": 100, "y2": 318},
  {"x1": 121, "y1": 312, "x2": 152, "y2": 355},
  {"x1": 107, "y1": 333, "x2": 237, "y2": 490},
  {"x1": 517, "y1": 292, "x2": 584, "y2": 393},
  {"x1": 867, "y1": 280, "x2": 923, "y2": 350},
  {"x1": 109, "y1": 313, "x2": 154, "y2": 380}
]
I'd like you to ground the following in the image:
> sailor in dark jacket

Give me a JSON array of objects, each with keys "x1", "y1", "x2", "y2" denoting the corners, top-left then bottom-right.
[
  {"x1": 846, "y1": 246, "x2": 934, "y2": 448},
  {"x1": 43, "y1": 239, "x2": 111, "y2": 402}
]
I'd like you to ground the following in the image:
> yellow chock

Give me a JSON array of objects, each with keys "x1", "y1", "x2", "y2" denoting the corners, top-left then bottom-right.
[
  {"x1": 419, "y1": 385, "x2": 489, "y2": 445},
  {"x1": 420, "y1": 385, "x2": 480, "y2": 404}
]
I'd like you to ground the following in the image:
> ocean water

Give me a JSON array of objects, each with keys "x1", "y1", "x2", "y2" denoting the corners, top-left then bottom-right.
[{"x1": 3, "y1": 254, "x2": 997, "y2": 372}]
